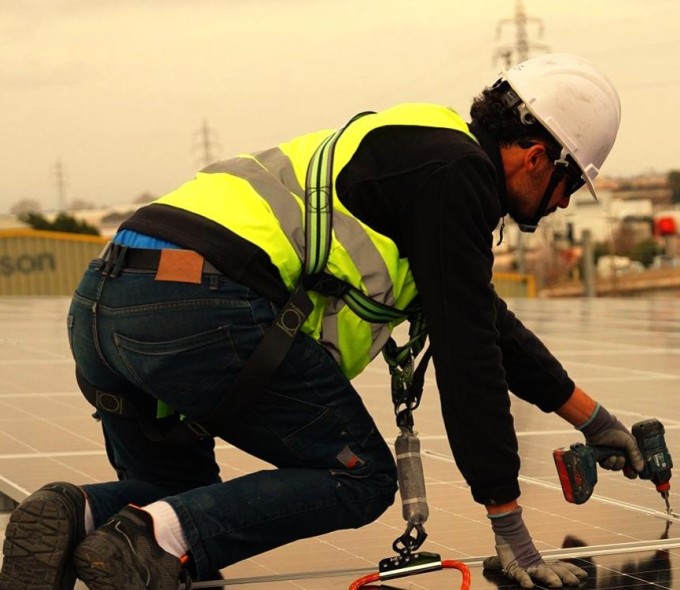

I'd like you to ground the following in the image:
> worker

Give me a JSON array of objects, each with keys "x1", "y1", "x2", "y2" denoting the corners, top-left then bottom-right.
[{"x1": 0, "y1": 53, "x2": 644, "y2": 590}]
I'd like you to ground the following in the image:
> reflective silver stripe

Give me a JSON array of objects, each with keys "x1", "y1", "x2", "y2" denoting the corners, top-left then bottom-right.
[
  {"x1": 256, "y1": 147, "x2": 396, "y2": 307},
  {"x1": 252, "y1": 147, "x2": 305, "y2": 199},
  {"x1": 370, "y1": 325, "x2": 392, "y2": 359},
  {"x1": 206, "y1": 148, "x2": 397, "y2": 309},
  {"x1": 202, "y1": 155, "x2": 305, "y2": 260},
  {"x1": 320, "y1": 299, "x2": 389, "y2": 362},
  {"x1": 333, "y1": 211, "x2": 395, "y2": 306}
]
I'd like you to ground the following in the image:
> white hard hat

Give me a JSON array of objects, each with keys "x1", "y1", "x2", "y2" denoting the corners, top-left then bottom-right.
[{"x1": 501, "y1": 53, "x2": 621, "y2": 199}]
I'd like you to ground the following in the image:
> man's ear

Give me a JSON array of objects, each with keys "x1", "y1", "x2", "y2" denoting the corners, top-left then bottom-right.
[{"x1": 524, "y1": 143, "x2": 547, "y2": 171}]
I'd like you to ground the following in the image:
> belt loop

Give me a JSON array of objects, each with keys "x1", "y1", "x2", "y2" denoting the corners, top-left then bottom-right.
[
  {"x1": 108, "y1": 245, "x2": 129, "y2": 278},
  {"x1": 101, "y1": 243, "x2": 120, "y2": 276},
  {"x1": 96, "y1": 241, "x2": 113, "y2": 272}
]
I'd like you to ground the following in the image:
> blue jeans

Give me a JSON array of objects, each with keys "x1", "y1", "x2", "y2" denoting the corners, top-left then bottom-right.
[{"x1": 67, "y1": 261, "x2": 398, "y2": 578}]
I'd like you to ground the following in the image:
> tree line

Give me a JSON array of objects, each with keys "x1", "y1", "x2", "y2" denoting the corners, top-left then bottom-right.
[{"x1": 19, "y1": 212, "x2": 100, "y2": 236}]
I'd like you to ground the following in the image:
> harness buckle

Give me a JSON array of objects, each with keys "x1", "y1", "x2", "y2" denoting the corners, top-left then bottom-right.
[{"x1": 95, "y1": 390, "x2": 126, "y2": 415}]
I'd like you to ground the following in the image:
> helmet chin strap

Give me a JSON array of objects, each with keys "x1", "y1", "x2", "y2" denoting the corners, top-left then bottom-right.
[{"x1": 517, "y1": 166, "x2": 566, "y2": 233}]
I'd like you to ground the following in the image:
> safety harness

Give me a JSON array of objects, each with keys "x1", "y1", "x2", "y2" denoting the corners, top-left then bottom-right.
[
  {"x1": 79, "y1": 112, "x2": 430, "y2": 441},
  {"x1": 81, "y1": 112, "x2": 471, "y2": 590}
]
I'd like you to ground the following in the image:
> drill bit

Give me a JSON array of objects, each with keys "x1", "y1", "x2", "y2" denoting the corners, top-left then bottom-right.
[{"x1": 661, "y1": 490, "x2": 672, "y2": 515}]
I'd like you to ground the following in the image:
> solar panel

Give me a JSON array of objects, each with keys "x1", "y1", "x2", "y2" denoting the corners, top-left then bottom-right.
[{"x1": 1, "y1": 296, "x2": 679, "y2": 589}]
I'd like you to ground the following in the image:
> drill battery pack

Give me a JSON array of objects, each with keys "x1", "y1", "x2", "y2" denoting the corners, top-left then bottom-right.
[{"x1": 553, "y1": 443, "x2": 597, "y2": 504}]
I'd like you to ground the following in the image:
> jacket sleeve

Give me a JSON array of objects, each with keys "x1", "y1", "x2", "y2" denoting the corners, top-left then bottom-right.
[
  {"x1": 403, "y1": 152, "x2": 522, "y2": 506},
  {"x1": 493, "y1": 295, "x2": 575, "y2": 412}
]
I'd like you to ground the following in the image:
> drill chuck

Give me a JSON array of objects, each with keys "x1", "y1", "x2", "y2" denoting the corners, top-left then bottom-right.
[{"x1": 632, "y1": 419, "x2": 673, "y2": 493}]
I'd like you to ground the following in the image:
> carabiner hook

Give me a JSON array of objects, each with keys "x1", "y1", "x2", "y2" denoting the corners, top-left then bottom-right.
[{"x1": 392, "y1": 522, "x2": 427, "y2": 556}]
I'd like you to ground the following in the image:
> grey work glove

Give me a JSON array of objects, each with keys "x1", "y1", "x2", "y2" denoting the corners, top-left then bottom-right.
[
  {"x1": 483, "y1": 507, "x2": 587, "y2": 588},
  {"x1": 579, "y1": 404, "x2": 644, "y2": 475}
]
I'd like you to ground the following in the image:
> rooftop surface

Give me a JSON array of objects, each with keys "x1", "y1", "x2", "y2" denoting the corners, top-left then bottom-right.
[{"x1": 1, "y1": 295, "x2": 679, "y2": 589}]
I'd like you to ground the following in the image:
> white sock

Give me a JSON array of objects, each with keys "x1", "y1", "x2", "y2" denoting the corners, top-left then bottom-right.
[
  {"x1": 84, "y1": 497, "x2": 94, "y2": 534},
  {"x1": 142, "y1": 500, "x2": 189, "y2": 559}
]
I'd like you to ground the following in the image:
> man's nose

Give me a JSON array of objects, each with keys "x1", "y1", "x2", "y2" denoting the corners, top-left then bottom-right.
[{"x1": 557, "y1": 193, "x2": 571, "y2": 209}]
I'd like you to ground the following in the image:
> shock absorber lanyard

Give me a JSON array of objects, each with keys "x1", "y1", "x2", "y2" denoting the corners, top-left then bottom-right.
[
  {"x1": 349, "y1": 345, "x2": 472, "y2": 590},
  {"x1": 387, "y1": 344, "x2": 432, "y2": 556}
]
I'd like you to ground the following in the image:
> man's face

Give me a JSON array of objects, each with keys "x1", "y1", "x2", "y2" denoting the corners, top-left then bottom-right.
[{"x1": 505, "y1": 143, "x2": 576, "y2": 227}]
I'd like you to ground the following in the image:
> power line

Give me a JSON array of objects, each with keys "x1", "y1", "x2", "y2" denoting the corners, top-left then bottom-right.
[
  {"x1": 54, "y1": 159, "x2": 67, "y2": 212},
  {"x1": 493, "y1": 0, "x2": 549, "y2": 68},
  {"x1": 192, "y1": 119, "x2": 221, "y2": 168}
]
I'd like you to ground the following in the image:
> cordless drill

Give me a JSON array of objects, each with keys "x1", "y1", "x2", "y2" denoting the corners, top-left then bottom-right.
[{"x1": 553, "y1": 418, "x2": 673, "y2": 513}]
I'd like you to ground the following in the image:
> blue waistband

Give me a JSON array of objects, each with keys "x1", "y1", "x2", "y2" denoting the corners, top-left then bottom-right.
[{"x1": 113, "y1": 229, "x2": 180, "y2": 250}]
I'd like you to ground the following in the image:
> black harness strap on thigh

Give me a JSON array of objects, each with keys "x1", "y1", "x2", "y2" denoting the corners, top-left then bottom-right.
[
  {"x1": 192, "y1": 278, "x2": 316, "y2": 437},
  {"x1": 76, "y1": 368, "x2": 141, "y2": 420},
  {"x1": 74, "y1": 278, "x2": 315, "y2": 442},
  {"x1": 75, "y1": 368, "x2": 202, "y2": 445}
]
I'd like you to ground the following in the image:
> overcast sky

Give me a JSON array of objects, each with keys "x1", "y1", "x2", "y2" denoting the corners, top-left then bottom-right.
[{"x1": 2, "y1": 0, "x2": 679, "y2": 214}]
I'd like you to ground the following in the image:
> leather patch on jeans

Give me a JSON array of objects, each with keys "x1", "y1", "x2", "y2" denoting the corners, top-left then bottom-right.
[
  {"x1": 336, "y1": 445, "x2": 365, "y2": 469},
  {"x1": 155, "y1": 249, "x2": 203, "y2": 284}
]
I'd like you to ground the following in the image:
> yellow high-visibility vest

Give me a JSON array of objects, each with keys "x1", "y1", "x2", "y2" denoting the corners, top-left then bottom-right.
[{"x1": 155, "y1": 103, "x2": 477, "y2": 378}]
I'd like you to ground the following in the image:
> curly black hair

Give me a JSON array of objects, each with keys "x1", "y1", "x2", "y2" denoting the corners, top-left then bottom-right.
[{"x1": 470, "y1": 80, "x2": 562, "y2": 158}]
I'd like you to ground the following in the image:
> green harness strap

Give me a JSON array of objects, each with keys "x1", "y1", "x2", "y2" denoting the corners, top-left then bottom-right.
[{"x1": 303, "y1": 113, "x2": 429, "y2": 402}]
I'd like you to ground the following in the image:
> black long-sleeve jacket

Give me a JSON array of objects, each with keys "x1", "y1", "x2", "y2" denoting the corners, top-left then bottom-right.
[
  {"x1": 121, "y1": 119, "x2": 575, "y2": 505},
  {"x1": 335, "y1": 122, "x2": 575, "y2": 504}
]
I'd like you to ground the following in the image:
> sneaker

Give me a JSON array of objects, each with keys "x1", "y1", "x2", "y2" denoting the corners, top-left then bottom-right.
[
  {"x1": 0, "y1": 481, "x2": 86, "y2": 590},
  {"x1": 74, "y1": 505, "x2": 185, "y2": 590}
]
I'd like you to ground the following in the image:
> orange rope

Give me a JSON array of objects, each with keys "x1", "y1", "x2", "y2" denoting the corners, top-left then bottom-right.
[
  {"x1": 348, "y1": 560, "x2": 471, "y2": 590},
  {"x1": 347, "y1": 572, "x2": 380, "y2": 589},
  {"x1": 442, "y1": 560, "x2": 472, "y2": 589}
]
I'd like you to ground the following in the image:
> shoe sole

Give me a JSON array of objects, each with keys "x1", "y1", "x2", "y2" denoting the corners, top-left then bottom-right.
[{"x1": 0, "y1": 489, "x2": 79, "y2": 590}]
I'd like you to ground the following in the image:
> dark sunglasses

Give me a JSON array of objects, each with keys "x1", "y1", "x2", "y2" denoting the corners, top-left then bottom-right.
[{"x1": 561, "y1": 162, "x2": 586, "y2": 196}]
